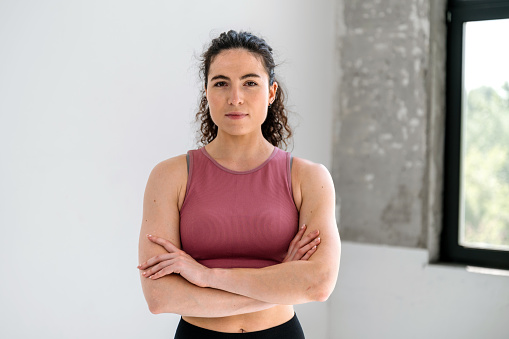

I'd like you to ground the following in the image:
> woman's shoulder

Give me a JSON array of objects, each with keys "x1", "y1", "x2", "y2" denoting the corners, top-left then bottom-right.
[
  {"x1": 148, "y1": 153, "x2": 188, "y2": 187},
  {"x1": 290, "y1": 156, "x2": 334, "y2": 209},
  {"x1": 291, "y1": 156, "x2": 331, "y2": 182}
]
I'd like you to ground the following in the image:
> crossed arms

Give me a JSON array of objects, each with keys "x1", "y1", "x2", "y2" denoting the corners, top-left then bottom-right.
[{"x1": 138, "y1": 155, "x2": 341, "y2": 317}]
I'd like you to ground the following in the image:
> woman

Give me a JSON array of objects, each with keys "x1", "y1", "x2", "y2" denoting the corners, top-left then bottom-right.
[{"x1": 137, "y1": 30, "x2": 341, "y2": 338}]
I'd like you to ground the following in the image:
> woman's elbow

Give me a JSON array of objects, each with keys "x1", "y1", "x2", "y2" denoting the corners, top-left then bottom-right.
[
  {"x1": 313, "y1": 285, "x2": 333, "y2": 302},
  {"x1": 144, "y1": 288, "x2": 191, "y2": 315},
  {"x1": 148, "y1": 301, "x2": 162, "y2": 314},
  {"x1": 145, "y1": 293, "x2": 165, "y2": 314},
  {"x1": 147, "y1": 297, "x2": 181, "y2": 315},
  {"x1": 309, "y1": 267, "x2": 338, "y2": 302},
  {"x1": 308, "y1": 282, "x2": 333, "y2": 302},
  {"x1": 142, "y1": 277, "x2": 195, "y2": 315},
  {"x1": 143, "y1": 286, "x2": 176, "y2": 314}
]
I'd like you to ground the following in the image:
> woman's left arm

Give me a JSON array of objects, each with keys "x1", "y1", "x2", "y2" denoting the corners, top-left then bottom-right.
[
  {"x1": 207, "y1": 159, "x2": 341, "y2": 304},
  {"x1": 140, "y1": 158, "x2": 341, "y2": 305}
]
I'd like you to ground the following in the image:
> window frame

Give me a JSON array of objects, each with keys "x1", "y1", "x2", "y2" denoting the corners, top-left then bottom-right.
[{"x1": 441, "y1": 0, "x2": 509, "y2": 270}]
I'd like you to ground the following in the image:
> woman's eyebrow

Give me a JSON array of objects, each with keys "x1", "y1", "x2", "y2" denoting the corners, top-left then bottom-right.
[
  {"x1": 210, "y1": 75, "x2": 230, "y2": 82},
  {"x1": 240, "y1": 73, "x2": 261, "y2": 80},
  {"x1": 210, "y1": 73, "x2": 261, "y2": 82}
]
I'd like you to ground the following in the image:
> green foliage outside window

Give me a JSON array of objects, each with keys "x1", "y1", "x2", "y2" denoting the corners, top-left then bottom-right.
[{"x1": 463, "y1": 82, "x2": 509, "y2": 248}]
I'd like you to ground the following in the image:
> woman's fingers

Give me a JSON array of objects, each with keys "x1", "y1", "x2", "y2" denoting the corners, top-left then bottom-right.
[
  {"x1": 302, "y1": 229, "x2": 319, "y2": 244},
  {"x1": 138, "y1": 252, "x2": 175, "y2": 270},
  {"x1": 283, "y1": 225, "x2": 306, "y2": 262},
  {"x1": 283, "y1": 226, "x2": 320, "y2": 262},
  {"x1": 141, "y1": 253, "x2": 210, "y2": 287},
  {"x1": 296, "y1": 237, "x2": 320, "y2": 260},
  {"x1": 149, "y1": 266, "x2": 175, "y2": 280},
  {"x1": 291, "y1": 224, "x2": 307, "y2": 245},
  {"x1": 137, "y1": 234, "x2": 211, "y2": 286},
  {"x1": 140, "y1": 255, "x2": 177, "y2": 277},
  {"x1": 292, "y1": 229, "x2": 319, "y2": 256},
  {"x1": 137, "y1": 235, "x2": 181, "y2": 269},
  {"x1": 300, "y1": 245, "x2": 318, "y2": 261},
  {"x1": 146, "y1": 234, "x2": 179, "y2": 252}
]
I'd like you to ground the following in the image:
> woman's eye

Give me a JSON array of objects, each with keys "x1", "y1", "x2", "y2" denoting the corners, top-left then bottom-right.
[
  {"x1": 245, "y1": 81, "x2": 257, "y2": 86},
  {"x1": 214, "y1": 81, "x2": 227, "y2": 87}
]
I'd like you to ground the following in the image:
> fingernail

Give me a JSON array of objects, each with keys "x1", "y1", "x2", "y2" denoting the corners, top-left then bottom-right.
[
  {"x1": 147, "y1": 234, "x2": 152, "y2": 238},
  {"x1": 301, "y1": 225, "x2": 306, "y2": 229},
  {"x1": 312, "y1": 246, "x2": 317, "y2": 250},
  {"x1": 316, "y1": 237, "x2": 321, "y2": 242}
]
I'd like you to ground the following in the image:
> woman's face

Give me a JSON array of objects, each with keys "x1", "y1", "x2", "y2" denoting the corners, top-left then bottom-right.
[{"x1": 206, "y1": 48, "x2": 277, "y2": 139}]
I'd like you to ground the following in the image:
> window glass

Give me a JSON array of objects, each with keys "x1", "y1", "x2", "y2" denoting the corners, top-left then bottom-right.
[{"x1": 460, "y1": 18, "x2": 509, "y2": 250}]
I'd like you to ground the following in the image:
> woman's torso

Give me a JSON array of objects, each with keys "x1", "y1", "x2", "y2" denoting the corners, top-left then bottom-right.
[
  {"x1": 176, "y1": 146, "x2": 302, "y2": 333},
  {"x1": 183, "y1": 305, "x2": 296, "y2": 333}
]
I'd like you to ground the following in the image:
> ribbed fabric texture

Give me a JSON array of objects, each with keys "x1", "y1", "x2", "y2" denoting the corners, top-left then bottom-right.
[{"x1": 179, "y1": 146, "x2": 299, "y2": 269}]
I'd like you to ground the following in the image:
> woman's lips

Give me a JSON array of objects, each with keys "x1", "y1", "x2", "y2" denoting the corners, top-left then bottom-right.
[{"x1": 225, "y1": 113, "x2": 248, "y2": 120}]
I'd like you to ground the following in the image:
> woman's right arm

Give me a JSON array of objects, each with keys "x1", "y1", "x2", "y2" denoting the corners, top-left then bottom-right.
[{"x1": 138, "y1": 155, "x2": 274, "y2": 316}]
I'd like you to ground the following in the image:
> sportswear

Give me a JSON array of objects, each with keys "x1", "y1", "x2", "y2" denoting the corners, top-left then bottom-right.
[
  {"x1": 174, "y1": 313, "x2": 305, "y2": 338},
  {"x1": 179, "y1": 146, "x2": 299, "y2": 269}
]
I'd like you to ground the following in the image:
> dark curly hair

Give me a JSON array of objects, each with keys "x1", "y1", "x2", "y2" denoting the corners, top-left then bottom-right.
[{"x1": 196, "y1": 30, "x2": 292, "y2": 149}]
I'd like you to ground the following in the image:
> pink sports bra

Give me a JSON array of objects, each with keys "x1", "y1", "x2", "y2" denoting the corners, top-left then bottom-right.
[{"x1": 179, "y1": 146, "x2": 299, "y2": 269}]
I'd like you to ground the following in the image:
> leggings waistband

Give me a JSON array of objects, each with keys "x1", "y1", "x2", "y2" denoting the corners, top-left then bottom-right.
[{"x1": 174, "y1": 313, "x2": 305, "y2": 339}]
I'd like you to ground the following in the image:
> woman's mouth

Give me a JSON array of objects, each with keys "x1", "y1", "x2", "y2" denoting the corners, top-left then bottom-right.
[{"x1": 225, "y1": 113, "x2": 248, "y2": 120}]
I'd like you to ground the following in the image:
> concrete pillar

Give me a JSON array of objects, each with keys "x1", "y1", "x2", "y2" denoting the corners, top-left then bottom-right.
[{"x1": 332, "y1": 0, "x2": 447, "y2": 250}]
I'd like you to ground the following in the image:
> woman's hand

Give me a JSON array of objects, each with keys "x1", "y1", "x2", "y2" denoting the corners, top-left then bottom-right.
[
  {"x1": 282, "y1": 224, "x2": 320, "y2": 262},
  {"x1": 138, "y1": 225, "x2": 320, "y2": 287},
  {"x1": 137, "y1": 234, "x2": 211, "y2": 288}
]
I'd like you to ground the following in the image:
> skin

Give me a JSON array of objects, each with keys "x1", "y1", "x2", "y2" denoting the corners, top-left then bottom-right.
[{"x1": 138, "y1": 48, "x2": 341, "y2": 333}]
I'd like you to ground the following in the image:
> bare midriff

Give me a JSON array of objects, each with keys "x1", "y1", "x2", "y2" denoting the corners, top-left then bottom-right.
[{"x1": 182, "y1": 305, "x2": 295, "y2": 333}]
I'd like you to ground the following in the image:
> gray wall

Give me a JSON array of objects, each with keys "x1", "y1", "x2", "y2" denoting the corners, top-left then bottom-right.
[
  {"x1": 329, "y1": 2, "x2": 509, "y2": 339},
  {"x1": 333, "y1": 0, "x2": 446, "y2": 253}
]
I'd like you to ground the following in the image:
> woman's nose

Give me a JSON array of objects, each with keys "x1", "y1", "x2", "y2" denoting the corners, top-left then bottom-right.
[{"x1": 228, "y1": 87, "x2": 243, "y2": 105}]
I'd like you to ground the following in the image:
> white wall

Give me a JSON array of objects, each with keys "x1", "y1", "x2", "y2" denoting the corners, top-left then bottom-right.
[
  {"x1": 330, "y1": 242, "x2": 509, "y2": 339},
  {"x1": 0, "y1": 1, "x2": 335, "y2": 338}
]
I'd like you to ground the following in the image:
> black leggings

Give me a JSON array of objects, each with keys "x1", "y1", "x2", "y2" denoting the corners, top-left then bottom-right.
[{"x1": 174, "y1": 313, "x2": 305, "y2": 339}]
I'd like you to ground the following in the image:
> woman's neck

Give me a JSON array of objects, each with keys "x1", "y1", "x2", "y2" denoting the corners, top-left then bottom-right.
[{"x1": 204, "y1": 132, "x2": 275, "y2": 171}]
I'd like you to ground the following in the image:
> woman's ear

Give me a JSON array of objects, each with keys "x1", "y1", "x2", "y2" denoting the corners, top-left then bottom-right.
[{"x1": 269, "y1": 81, "x2": 278, "y2": 105}]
